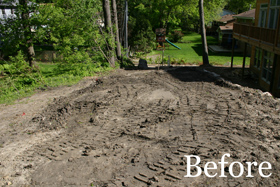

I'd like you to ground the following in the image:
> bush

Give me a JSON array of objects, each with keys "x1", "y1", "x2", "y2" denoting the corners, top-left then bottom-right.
[
  {"x1": 168, "y1": 30, "x2": 184, "y2": 43},
  {"x1": 0, "y1": 51, "x2": 44, "y2": 103},
  {"x1": 120, "y1": 57, "x2": 135, "y2": 68}
]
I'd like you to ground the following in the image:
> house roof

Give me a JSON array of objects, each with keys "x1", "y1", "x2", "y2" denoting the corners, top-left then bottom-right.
[
  {"x1": 0, "y1": 0, "x2": 17, "y2": 7},
  {"x1": 219, "y1": 25, "x2": 233, "y2": 31},
  {"x1": 0, "y1": 1, "x2": 34, "y2": 20},
  {"x1": 218, "y1": 14, "x2": 235, "y2": 23},
  {"x1": 233, "y1": 9, "x2": 255, "y2": 19}
]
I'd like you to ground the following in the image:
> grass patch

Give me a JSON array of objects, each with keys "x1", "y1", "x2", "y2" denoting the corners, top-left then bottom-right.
[
  {"x1": 146, "y1": 32, "x2": 250, "y2": 66},
  {"x1": 0, "y1": 61, "x2": 115, "y2": 105}
]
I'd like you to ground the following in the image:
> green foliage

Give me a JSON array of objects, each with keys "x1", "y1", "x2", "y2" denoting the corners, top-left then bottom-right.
[
  {"x1": 0, "y1": 51, "x2": 43, "y2": 102},
  {"x1": 227, "y1": 0, "x2": 256, "y2": 14},
  {"x1": 0, "y1": 0, "x2": 39, "y2": 58},
  {"x1": 0, "y1": 0, "x2": 116, "y2": 104},
  {"x1": 126, "y1": 0, "x2": 227, "y2": 53},
  {"x1": 0, "y1": 49, "x2": 114, "y2": 104},
  {"x1": 35, "y1": 0, "x2": 110, "y2": 64},
  {"x1": 56, "y1": 61, "x2": 112, "y2": 77},
  {"x1": 0, "y1": 60, "x2": 114, "y2": 104},
  {"x1": 119, "y1": 57, "x2": 135, "y2": 68},
  {"x1": 128, "y1": 10, "x2": 156, "y2": 53}
]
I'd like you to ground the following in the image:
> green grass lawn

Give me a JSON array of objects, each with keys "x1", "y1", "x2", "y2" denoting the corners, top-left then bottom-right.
[{"x1": 147, "y1": 32, "x2": 249, "y2": 66}]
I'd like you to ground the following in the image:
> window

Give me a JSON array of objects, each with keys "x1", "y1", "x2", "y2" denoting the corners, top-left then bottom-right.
[
  {"x1": 254, "y1": 47, "x2": 262, "y2": 69},
  {"x1": 271, "y1": 0, "x2": 280, "y2": 6},
  {"x1": 259, "y1": 4, "x2": 268, "y2": 27},
  {"x1": 262, "y1": 51, "x2": 274, "y2": 83},
  {"x1": 268, "y1": 0, "x2": 280, "y2": 29},
  {"x1": 1, "y1": 9, "x2": 6, "y2": 19}
]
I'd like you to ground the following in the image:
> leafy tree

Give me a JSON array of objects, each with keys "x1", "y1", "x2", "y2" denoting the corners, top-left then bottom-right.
[
  {"x1": 123, "y1": 0, "x2": 227, "y2": 52},
  {"x1": 226, "y1": 0, "x2": 256, "y2": 14},
  {"x1": 36, "y1": 0, "x2": 113, "y2": 66}
]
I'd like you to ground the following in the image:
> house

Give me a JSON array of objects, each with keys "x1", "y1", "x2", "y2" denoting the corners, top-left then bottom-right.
[
  {"x1": 0, "y1": 1, "x2": 17, "y2": 20},
  {"x1": 209, "y1": 9, "x2": 235, "y2": 36},
  {"x1": 209, "y1": 9, "x2": 254, "y2": 53},
  {"x1": 232, "y1": 0, "x2": 280, "y2": 97},
  {"x1": 232, "y1": 9, "x2": 255, "y2": 54},
  {"x1": 218, "y1": 9, "x2": 255, "y2": 49},
  {"x1": 233, "y1": 9, "x2": 256, "y2": 25},
  {"x1": 0, "y1": 1, "x2": 17, "y2": 47},
  {"x1": 217, "y1": 14, "x2": 235, "y2": 48}
]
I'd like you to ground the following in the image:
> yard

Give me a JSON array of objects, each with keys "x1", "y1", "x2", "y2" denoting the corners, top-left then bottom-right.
[
  {"x1": 146, "y1": 32, "x2": 249, "y2": 66},
  {"x1": 0, "y1": 67, "x2": 279, "y2": 186}
]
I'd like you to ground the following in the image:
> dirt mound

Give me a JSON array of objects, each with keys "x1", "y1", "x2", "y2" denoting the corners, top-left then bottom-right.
[{"x1": 1, "y1": 67, "x2": 280, "y2": 186}]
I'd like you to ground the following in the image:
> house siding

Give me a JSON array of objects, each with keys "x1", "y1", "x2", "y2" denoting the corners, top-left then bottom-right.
[{"x1": 234, "y1": 0, "x2": 280, "y2": 97}]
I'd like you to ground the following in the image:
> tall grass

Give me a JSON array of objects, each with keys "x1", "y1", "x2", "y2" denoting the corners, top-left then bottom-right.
[{"x1": 0, "y1": 60, "x2": 115, "y2": 104}]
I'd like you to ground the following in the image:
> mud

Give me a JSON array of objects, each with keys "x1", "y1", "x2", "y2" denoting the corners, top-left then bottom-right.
[{"x1": 1, "y1": 67, "x2": 280, "y2": 186}]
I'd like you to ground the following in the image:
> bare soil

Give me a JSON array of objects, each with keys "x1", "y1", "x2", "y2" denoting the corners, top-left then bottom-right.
[{"x1": 0, "y1": 67, "x2": 280, "y2": 187}]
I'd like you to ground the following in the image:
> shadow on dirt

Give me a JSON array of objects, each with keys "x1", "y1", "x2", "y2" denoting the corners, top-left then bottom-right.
[{"x1": 123, "y1": 65, "x2": 264, "y2": 92}]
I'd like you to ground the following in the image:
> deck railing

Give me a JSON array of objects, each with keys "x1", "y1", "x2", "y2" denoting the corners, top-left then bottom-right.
[{"x1": 233, "y1": 23, "x2": 276, "y2": 45}]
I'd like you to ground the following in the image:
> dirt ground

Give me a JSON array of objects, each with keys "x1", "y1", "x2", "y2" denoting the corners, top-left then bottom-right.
[{"x1": 0, "y1": 66, "x2": 280, "y2": 187}]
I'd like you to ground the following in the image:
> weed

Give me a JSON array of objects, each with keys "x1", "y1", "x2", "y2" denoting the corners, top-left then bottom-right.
[
  {"x1": 9, "y1": 123, "x2": 15, "y2": 127},
  {"x1": 0, "y1": 57, "x2": 114, "y2": 104}
]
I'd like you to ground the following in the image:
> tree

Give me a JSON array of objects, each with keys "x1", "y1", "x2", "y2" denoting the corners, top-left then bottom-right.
[
  {"x1": 199, "y1": 0, "x2": 209, "y2": 65},
  {"x1": 0, "y1": 0, "x2": 38, "y2": 67},
  {"x1": 124, "y1": 0, "x2": 227, "y2": 52},
  {"x1": 36, "y1": 0, "x2": 113, "y2": 66},
  {"x1": 19, "y1": 0, "x2": 35, "y2": 67},
  {"x1": 102, "y1": 0, "x2": 115, "y2": 66},
  {"x1": 226, "y1": 0, "x2": 256, "y2": 14},
  {"x1": 111, "y1": 0, "x2": 121, "y2": 59}
]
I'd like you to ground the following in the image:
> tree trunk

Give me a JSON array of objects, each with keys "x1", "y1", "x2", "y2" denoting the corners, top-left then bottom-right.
[
  {"x1": 199, "y1": 0, "x2": 209, "y2": 65},
  {"x1": 102, "y1": 0, "x2": 115, "y2": 66},
  {"x1": 19, "y1": 0, "x2": 35, "y2": 67},
  {"x1": 123, "y1": 0, "x2": 128, "y2": 57},
  {"x1": 164, "y1": 8, "x2": 172, "y2": 35},
  {"x1": 112, "y1": 0, "x2": 121, "y2": 59}
]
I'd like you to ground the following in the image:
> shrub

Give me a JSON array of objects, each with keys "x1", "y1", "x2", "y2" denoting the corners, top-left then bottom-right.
[{"x1": 168, "y1": 30, "x2": 184, "y2": 43}]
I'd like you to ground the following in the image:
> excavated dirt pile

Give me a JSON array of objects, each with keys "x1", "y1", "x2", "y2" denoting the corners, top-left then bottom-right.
[{"x1": 1, "y1": 67, "x2": 280, "y2": 186}]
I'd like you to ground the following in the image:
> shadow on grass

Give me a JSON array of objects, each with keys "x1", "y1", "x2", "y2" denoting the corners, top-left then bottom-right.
[
  {"x1": 182, "y1": 34, "x2": 218, "y2": 45},
  {"x1": 191, "y1": 44, "x2": 244, "y2": 57},
  {"x1": 39, "y1": 63, "x2": 74, "y2": 78}
]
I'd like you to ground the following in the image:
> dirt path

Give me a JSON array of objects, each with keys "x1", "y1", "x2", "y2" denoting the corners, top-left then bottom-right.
[{"x1": 0, "y1": 67, "x2": 280, "y2": 186}]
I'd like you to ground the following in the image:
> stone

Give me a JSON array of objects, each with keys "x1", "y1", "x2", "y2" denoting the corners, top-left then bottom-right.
[
  {"x1": 138, "y1": 59, "x2": 148, "y2": 69},
  {"x1": 6, "y1": 181, "x2": 12, "y2": 185}
]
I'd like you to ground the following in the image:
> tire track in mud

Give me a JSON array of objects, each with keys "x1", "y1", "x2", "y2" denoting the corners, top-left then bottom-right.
[{"x1": 3, "y1": 68, "x2": 280, "y2": 186}]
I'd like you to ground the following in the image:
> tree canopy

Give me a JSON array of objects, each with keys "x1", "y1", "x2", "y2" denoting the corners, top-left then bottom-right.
[
  {"x1": 0, "y1": 0, "x2": 251, "y2": 64},
  {"x1": 226, "y1": 0, "x2": 256, "y2": 14},
  {"x1": 126, "y1": 0, "x2": 227, "y2": 52}
]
